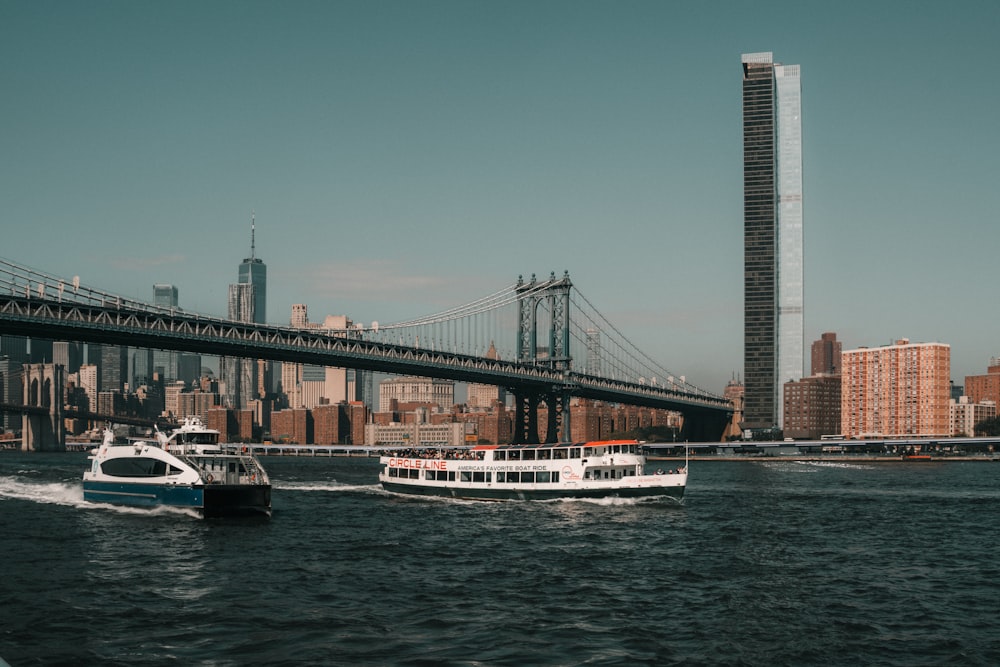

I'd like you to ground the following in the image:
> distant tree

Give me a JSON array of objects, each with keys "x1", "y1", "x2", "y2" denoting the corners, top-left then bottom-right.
[{"x1": 974, "y1": 416, "x2": 1000, "y2": 437}]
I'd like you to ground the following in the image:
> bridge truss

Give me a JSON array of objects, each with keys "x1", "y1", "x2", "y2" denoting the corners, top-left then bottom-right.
[{"x1": 0, "y1": 258, "x2": 731, "y2": 442}]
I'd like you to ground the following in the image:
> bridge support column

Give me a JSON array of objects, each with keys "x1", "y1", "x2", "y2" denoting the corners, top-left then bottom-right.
[
  {"x1": 543, "y1": 387, "x2": 571, "y2": 444},
  {"x1": 21, "y1": 363, "x2": 65, "y2": 452},
  {"x1": 512, "y1": 390, "x2": 541, "y2": 445}
]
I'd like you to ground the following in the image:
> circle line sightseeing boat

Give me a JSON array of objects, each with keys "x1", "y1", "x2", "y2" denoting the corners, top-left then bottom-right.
[
  {"x1": 83, "y1": 417, "x2": 271, "y2": 517},
  {"x1": 378, "y1": 439, "x2": 686, "y2": 502}
]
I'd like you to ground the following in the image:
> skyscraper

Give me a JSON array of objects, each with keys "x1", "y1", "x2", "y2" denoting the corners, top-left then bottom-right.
[
  {"x1": 221, "y1": 213, "x2": 267, "y2": 409},
  {"x1": 741, "y1": 52, "x2": 804, "y2": 432},
  {"x1": 153, "y1": 284, "x2": 179, "y2": 380},
  {"x1": 239, "y1": 212, "x2": 266, "y2": 325}
]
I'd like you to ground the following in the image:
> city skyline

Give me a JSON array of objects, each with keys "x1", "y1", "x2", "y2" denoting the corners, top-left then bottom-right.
[{"x1": 3, "y1": 2, "x2": 999, "y2": 394}]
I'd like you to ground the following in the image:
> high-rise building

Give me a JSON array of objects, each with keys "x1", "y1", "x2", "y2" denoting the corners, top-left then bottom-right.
[
  {"x1": 221, "y1": 215, "x2": 267, "y2": 410},
  {"x1": 153, "y1": 284, "x2": 179, "y2": 380},
  {"x1": 965, "y1": 358, "x2": 1000, "y2": 408},
  {"x1": 741, "y1": 51, "x2": 804, "y2": 432},
  {"x1": 811, "y1": 332, "x2": 841, "y2": 376},
  {"x1": 840, "y1": 339, "x2": 950, "y2": 439},
  {"x1": 0, "y1": 336, "x2": 28, "y2": 364},
  {"x1": 240, "y1": 212, "x2": 266, "y2": 325},
  {"x1": 783, "y1": 375, "x2": 841, "y2": 439},
  {"x1": 0, "y1": 356, "x2": 21, "y2": 430},
  {"x1": 52, "y1": 341, "x2": 83, "y2": 375},
  {"x1": 96, "y1": 344, "x2": 128, "y2": 393}
]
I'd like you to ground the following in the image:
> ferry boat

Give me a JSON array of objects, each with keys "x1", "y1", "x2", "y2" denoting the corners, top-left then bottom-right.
[
  {"x1": 83, "y1": 417, "x2": 271, "y2": 517},
  {"x1": 378, "y1": 439, "x2": 686, "y2": 502}
]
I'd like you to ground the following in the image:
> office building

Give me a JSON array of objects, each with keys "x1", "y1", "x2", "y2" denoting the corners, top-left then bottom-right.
[
  {"x1": 741, "y1": 52, "x2": 804, "y2": 432},
  {"x1": 840, "y1": 339, "x2": 950, "y2": 439},
  {"x1": 0, "y1": 336, "x2": 28, "y2": 364},
  {"x1": 221, "y1": 214, "x2": 267, "y2": 412},
  {"x1": 52, "y1": 341, "x2": 83, "y2": 375},
  {"x1": 153, "y1": 284, "x2": 179, "y2": 380}
]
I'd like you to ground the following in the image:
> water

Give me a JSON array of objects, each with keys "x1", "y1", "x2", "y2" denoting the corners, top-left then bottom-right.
[{"x1": 2, "y1": 453, "x2": 999, "y2": 666}]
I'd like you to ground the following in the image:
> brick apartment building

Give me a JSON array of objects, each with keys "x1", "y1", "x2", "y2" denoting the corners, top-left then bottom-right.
[{"x1": 841, "y1": 339, "x2": 950, "y2": 439}]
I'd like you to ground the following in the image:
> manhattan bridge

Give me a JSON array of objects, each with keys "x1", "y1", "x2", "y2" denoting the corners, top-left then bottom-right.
[{"x1": 0, "y1": 258, "x2": 732, "y2": 446}]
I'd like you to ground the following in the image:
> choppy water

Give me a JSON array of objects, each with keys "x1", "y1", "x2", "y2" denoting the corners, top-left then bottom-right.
[{"x1": 2, "y1": 453, "x2": 999, "y2": 666}]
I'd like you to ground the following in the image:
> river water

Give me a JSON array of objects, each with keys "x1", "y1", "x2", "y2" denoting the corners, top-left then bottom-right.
[{"x1": 1, "y1": 452, "x2": 998, "y2": 666}]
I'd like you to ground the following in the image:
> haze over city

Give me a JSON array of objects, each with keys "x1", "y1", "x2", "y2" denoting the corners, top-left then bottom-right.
[{"x1": 3, "y1": 1, "x2": 998, "y2": 394}]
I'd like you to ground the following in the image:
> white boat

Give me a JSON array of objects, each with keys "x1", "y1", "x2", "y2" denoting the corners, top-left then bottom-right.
[
  {"x1": 379, "y1": 439, "x2": 686, "y2": 502},
  {"x1": 83, "y1": 417, "x2": 271, "y2": 517}
]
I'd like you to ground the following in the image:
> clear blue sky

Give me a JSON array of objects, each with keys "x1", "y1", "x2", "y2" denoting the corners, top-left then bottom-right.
[{"x1": 3, "y1": 0, "x2": 999, "y2": 394}]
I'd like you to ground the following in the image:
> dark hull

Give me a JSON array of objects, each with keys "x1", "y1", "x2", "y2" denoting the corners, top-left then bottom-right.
[
  {"x1": 203, "y1": 484, "x2": 272, "y2": 518},
  {"x1": 381, "y1": 481, "x2": 684, "y2": 503},
  {"x1": 83, "y1": 481, "x2": 271, "y2": 517}
]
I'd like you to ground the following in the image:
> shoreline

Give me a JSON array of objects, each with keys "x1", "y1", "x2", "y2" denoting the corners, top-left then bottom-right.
[{"x1": 649, "y1": 455, "x2": 1000, "y2": 463}]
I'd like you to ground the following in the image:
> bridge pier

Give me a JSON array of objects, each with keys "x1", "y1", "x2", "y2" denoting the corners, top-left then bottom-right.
[
  {"x1": 510, "y1": 386, "x2": 572, "y2": 445},
  {"x1": 21, "y1": 363, "x2": 65, "y2": 451}
]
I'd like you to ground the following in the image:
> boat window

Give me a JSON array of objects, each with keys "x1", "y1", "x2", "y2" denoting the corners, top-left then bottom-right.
[
  {"x1": 553, "y1": 449, "x2": 567, "y2": 460},
  {"x1": 448, "y1": 471, "x2": 456, "y2": 482},
  {"x1": 520, "y1": 471, "x2": 535, "y2": 483},
  {"x1": 584, "y1": 447, "x2": 593, "y2": 456},
  {"x1": 537, "y1": 450, "x2": 551, "y2": 460},
  {"x1": 508, "y1": 450, "x2": 520, "y2": 460},
  {"x1": 485, "y1": 472, "x2": 492, "y2": 483},
  {"x1": 496, "y1": 472, "x2": 507, "y2": 483},
  {"x1": 408, "y1": 469, "x2": 420, "y2": 479},
  {"x1": 570, "y1": 448, "x2": 581, "y2": 458},
  {"x1": 536, "y1": 471, "x2": 551, "y2": 483},
  {"x1": 168, "y1": 464, "x2": 183, "y2": 476},
  {"x1": 474, "y1": 451, "x2": 485, "y2": 461},
  {"x1": 495, "y1": 451, "x2": 506, "y2": 461},
  {"x1": 552, "y1": 471, "x2": 559, "y2": 483},
  {"x1": 101, "y1": 457, "x2": 168, "y2": 478},
  {"x1": 460, "y1": 471, "x2": 472, "y2": 482},
  {"x1": 522, "y1": 450, "x2": 535, "y2": 460},
  {"x1": 472, "y1": 471, "x2": 485, "y2": 483},
  {"x1": 425, "y1": 470, "x2": 435, "y2": 481},
  {"x1": 388, "y1": 468, "x2": 399, "y2": 478}
]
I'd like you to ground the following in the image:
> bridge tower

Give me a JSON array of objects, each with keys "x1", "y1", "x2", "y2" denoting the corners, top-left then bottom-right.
[
  {"x1": 21, "y1": 363, "x2": 65, "y2": 451},
  {"x1": 513, "y1": 272, "x2": 573, "y2": 444}
]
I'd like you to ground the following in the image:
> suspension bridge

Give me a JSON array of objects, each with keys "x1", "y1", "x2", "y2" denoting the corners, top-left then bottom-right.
[{"x1": 0, "y1": 259, "x2": 732, "y2": 447}]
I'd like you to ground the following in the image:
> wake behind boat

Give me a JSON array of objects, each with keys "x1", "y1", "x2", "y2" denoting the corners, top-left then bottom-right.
[
  {"x1": 379, "y1": 439, "x2": 686, "y2": 502},
  {"x1": 83, "y1": 417, "x2": 271, "y2": 517}
]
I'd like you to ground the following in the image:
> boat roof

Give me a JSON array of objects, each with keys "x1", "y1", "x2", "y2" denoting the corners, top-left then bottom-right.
[{"x1": 472, "y1": 439, "x2": 639, "y2": 451}]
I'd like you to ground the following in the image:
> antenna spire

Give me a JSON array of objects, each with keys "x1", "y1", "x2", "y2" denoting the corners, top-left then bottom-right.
[{"x1": 250, "y1": 210, "x2": 256, "y2": 259}]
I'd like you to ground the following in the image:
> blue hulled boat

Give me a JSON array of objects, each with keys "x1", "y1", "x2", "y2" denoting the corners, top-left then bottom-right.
[{"x1": 83, "y1": 417, "x2": 271, "y2": 517}]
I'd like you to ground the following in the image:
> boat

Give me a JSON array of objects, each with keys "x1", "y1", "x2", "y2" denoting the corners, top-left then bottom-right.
[
  {"x1": 378, "y1": 439, "x2": 686, "y2": 502},
  {"x1": 83, "y1": 417, "x2": 271, "y2": 517}
]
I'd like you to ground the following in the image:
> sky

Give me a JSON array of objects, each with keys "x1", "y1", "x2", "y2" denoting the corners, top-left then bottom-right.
[{"x1": 2, "y1": 0, "x2": 999, "y2": 395}]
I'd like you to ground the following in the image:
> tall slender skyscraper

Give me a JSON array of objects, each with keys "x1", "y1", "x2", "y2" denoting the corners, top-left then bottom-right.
[
  {"x1": 741, "y1": 52, "x2": 804, "y2": 432},
  {"x1": 239, "y1": 212, "x2": 266, "y2": 325},
  {"x1": 221, "y1": 213, "x2": 268, "y2": 409}
]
